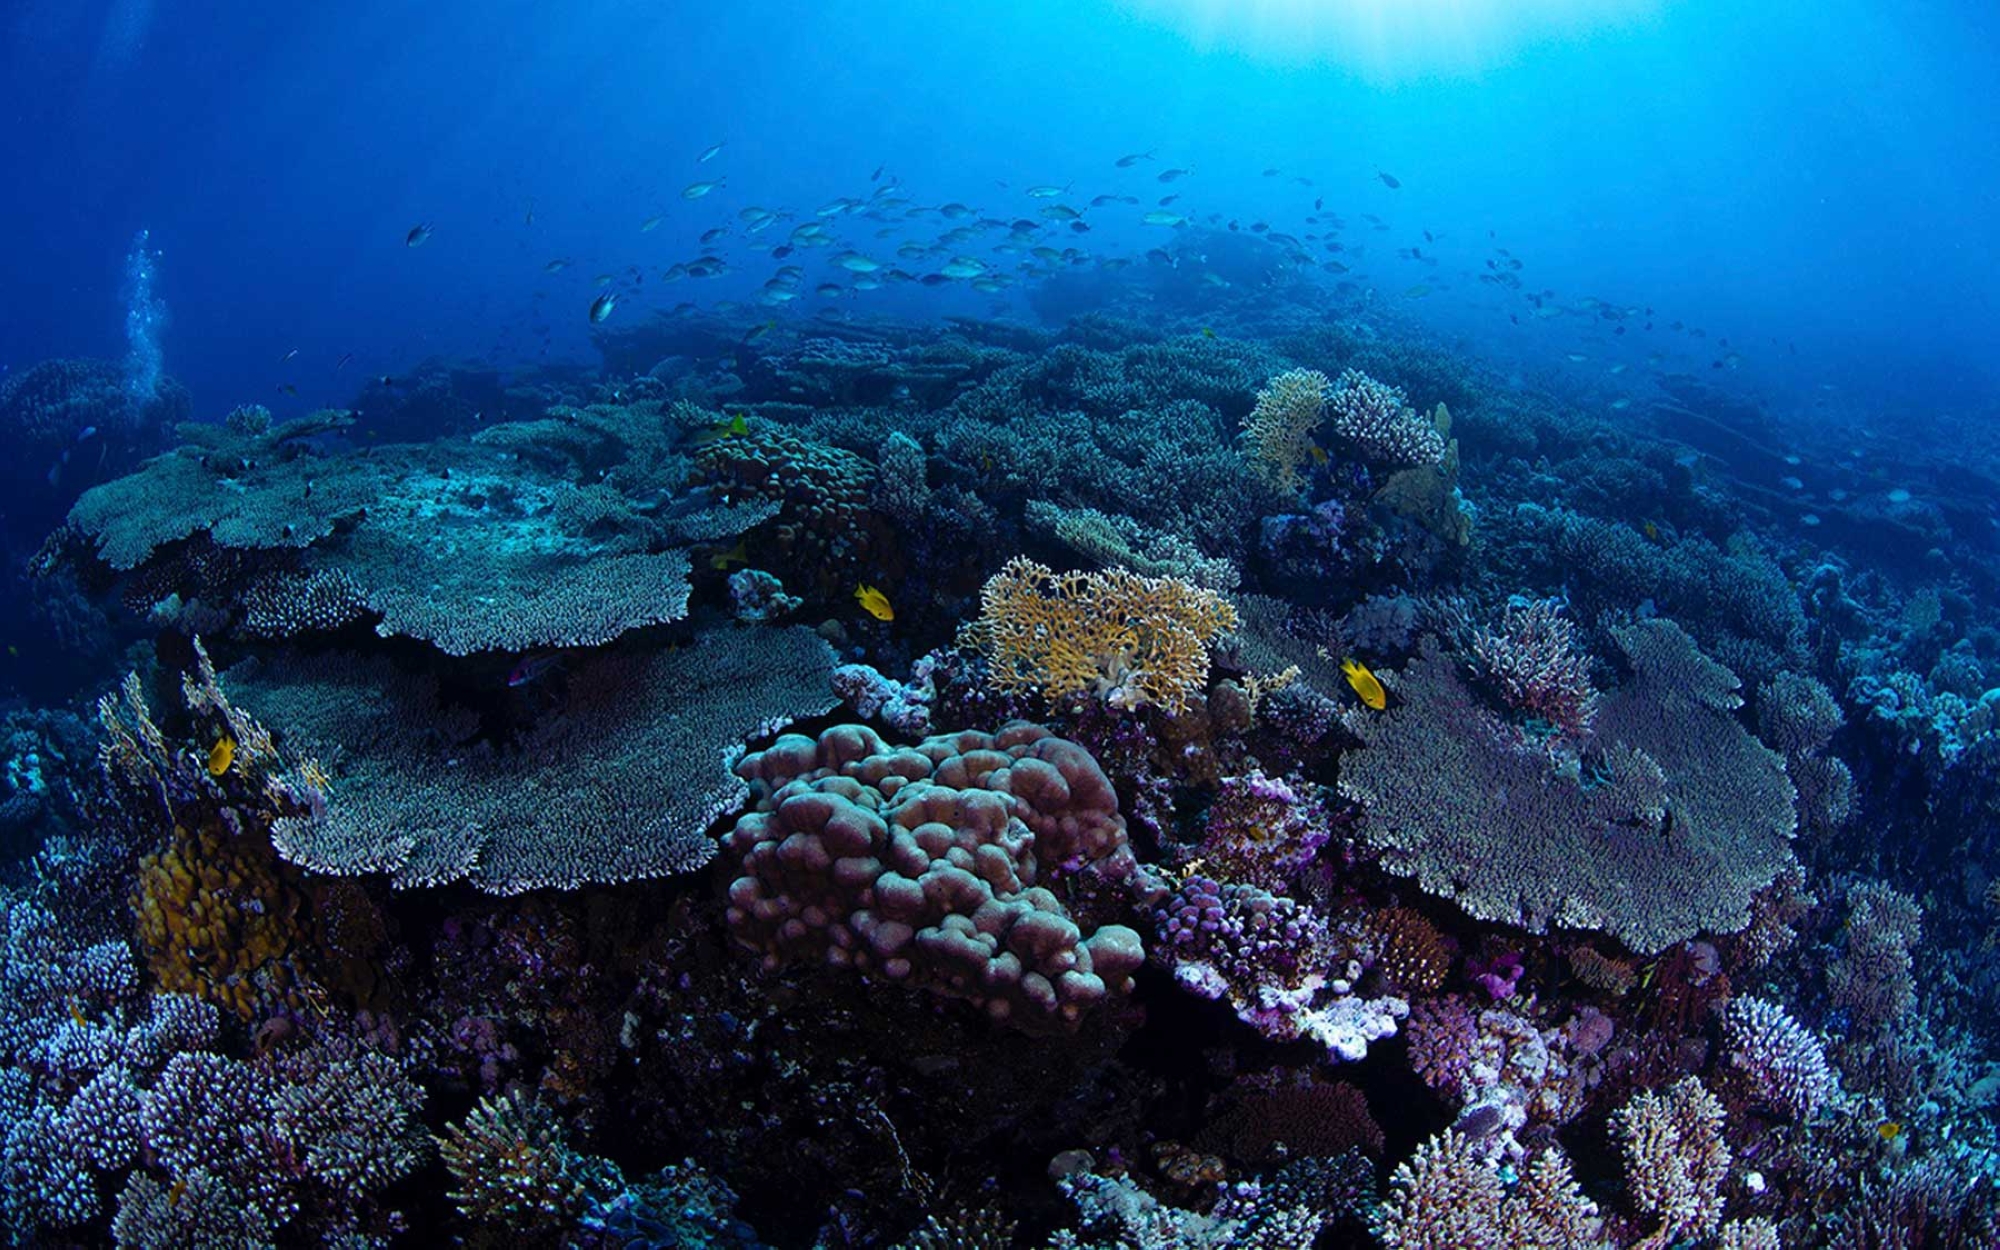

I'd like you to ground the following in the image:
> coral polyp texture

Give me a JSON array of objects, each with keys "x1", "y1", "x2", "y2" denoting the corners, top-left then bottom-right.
[
  {"x1": 722, "y1": 722, "x2": 1147, "y2": 1029},
  {"x1": 968, "y1": 555, "x2": 1239, "y2": 713},
  {"x1": 1341, "y1": 620, "x2": 1797, "y2": 953}
]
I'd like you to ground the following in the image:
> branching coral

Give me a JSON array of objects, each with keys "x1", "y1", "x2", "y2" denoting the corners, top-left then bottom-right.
[
  {"x1": 1828, "y1": 880, "x2": 1921, "y2": 1031},
  {"x1": 1469, "y1": 598, "x2": 1599, "y2": 739},
  {"x1": 1326, "y1": 368, "x2": 1447, "y2": 468},
  {"x1": 1721, "y1": 995, "x2": 1838, "y2": 1120},
  {"x1": 968, "y1": 555, "x2": 1238, "y2": 714},
  {"x1": 1613, "y1": 1076, "x2": 1731, "y2": 1246},
  {"x1": 1378, "y1": 1131, "x2": 1606, "y2": 1249},
  {"x1": 1240, "y1": 368, "x2": 1328, "y2": 495},
  {"x1": 1152, "y1": 875, "x2": 1405, "y2": 1060},
  {"x1": 438, "y1": 1089, "x2": 607, "y2": 1239}
]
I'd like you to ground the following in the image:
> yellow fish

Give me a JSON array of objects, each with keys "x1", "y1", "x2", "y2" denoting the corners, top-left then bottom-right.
[
  {"x1": 207, "y1": 734, "x2": 236, "y2": 777},
  {"x1": 1878, "y1": 1121, "x2": 1903, "y2": 1142},
  {"x1": 1307, "y1": 441, "x2": 1329, "y2": 467},
  {"x1": 1340, "y1": 658, "x2": 1386, "y2": 710},
  {"x1": 1201, "y1": 326, "x2": 1216, "y2": 338},
  {"x1": 855, "y1": 584, "x2": 894, "y2": 622},
  {"x1": 691, "y1": 413, "x2": 750, "y2": 446},
  {"x1": 1643, "y1": 520, "x2": 1660, "y2": 541},
  {"x1": 707, "y1": 539, "x2": 750, "y2": 571}
]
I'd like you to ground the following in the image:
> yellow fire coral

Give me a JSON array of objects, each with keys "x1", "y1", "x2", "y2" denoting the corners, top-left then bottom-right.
[
  {"x1": 132, "y1": 811, "x2": 312, "y2": 1020},
  {"x1": 1240, "y1": 368, "x2": 1329, "y2": 494},
  {"x1": 969, "y1": 556, "x2": 1238, "y2": 714}
]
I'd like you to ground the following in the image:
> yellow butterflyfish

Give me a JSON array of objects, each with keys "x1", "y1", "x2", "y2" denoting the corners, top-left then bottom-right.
[
  {"x1": 207, "y1": 734, "x2": 236, "y2": 777},
  {"x1": 855, "y1": 584, "x2": 894, "y2": 622},
  {"x1": 1340, "y1": 658, "x2": 1386, "y2": 710},
  {"x1": 707, "y1": 539, "x2": 750, "y2": 571}
]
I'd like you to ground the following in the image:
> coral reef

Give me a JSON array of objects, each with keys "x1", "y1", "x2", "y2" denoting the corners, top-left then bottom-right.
[{"x1": 6, "y1": 296, "x2": 1997, "y2": 1247}]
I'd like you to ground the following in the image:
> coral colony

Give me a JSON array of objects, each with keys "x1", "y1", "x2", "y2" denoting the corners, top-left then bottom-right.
[{"x1": 0, "y1": 307, "x2": 1995, "y2": 1248}]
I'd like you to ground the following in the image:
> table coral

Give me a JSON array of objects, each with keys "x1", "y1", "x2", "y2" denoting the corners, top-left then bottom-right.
[{"x1": 1341, "y1": 621, "x2": 1797, "y2": 954}]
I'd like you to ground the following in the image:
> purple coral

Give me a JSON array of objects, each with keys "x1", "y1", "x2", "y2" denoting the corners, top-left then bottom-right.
[
  {"x1": 1469, "y1": 598, "x2": 1599, "y2": 740},
  {"x1": 1195, "y1": 771, "x2": 1330, "y2": 892},
  {"x1": 1151, "y1": 876, "x2": 1405, "y2": 1061}
]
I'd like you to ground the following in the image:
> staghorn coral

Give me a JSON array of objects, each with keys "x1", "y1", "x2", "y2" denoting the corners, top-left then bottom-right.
[
  {"x1": 112, "y1": 1043, "x2": 427, "y2": 1247},
  {"x1": 1468, "y1": 597, "x2": 1599, "y2": 739},
  {"x1": 968, "y1": 555, "x2": 1238, "y2": 714},
  {"x1": 1828, "y1": 880, "x2": 1922, "y2": 1032},
  {"x1": 1378, "y1": 1131, "x2": 1607, "y2": 1249},
  {"x1": 723, "y1": 722, "x2": 1147, "y2": 1030},
  {"x1": 1721, "y1": 995, "x2": 1838, "y2": 1121},
  {"x1": 1240, "y1": 368, "x2": 1328, "y2": 495},
  {"x1": 438, "y1": 1089, "x2": 607, "y2": 1239},
  {"x1": 1325, "y1": 368, "x2": 1447, "y2": 469},
  {"x1": 244, "y1": 624, "x2": 839, "y2": 891},
  {"x1": 1614, "y1": 1076, "x2": 1731, "y2": 1246},
  {"x1": 1341, "y1": 621, "x2": 1797, "y2": 954}
]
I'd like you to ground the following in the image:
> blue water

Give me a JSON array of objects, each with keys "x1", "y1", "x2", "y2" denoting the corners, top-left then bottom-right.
[{"x1": 5, "y1": 1, "x2": 1994, "y2": 418}]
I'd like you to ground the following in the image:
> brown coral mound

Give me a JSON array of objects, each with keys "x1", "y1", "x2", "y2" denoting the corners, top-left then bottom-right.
[
  {"x1": 1371, "y1": 906, "x2": 1453, "y2": 995},
  {"x1": 1197, "y1": 1075, "x2": 1384, "y2": 1164},
  {"x1": 723, "y1": 722, "x2": 1145, "y2": 1030}
]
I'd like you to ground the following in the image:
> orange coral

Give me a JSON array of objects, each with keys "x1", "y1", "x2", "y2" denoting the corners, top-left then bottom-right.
[
  {"x1": 1371, "y1": 907, "x2": 1452, "y2": 995},
  {"x1": 969, "y1": 555, "x2": 1238, "y2": 714},
  {"x1": 1569, "y1": 945, "x2": 1639, "y2": 997},
  {"x1": 132, "y1": 812, "x2": 313, "y2": 1020}
]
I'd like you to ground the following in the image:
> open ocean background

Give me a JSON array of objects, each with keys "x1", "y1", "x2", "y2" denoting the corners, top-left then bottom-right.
[{"x1": 4, "y1": 0, "x2": 1994, "y2": 422}]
